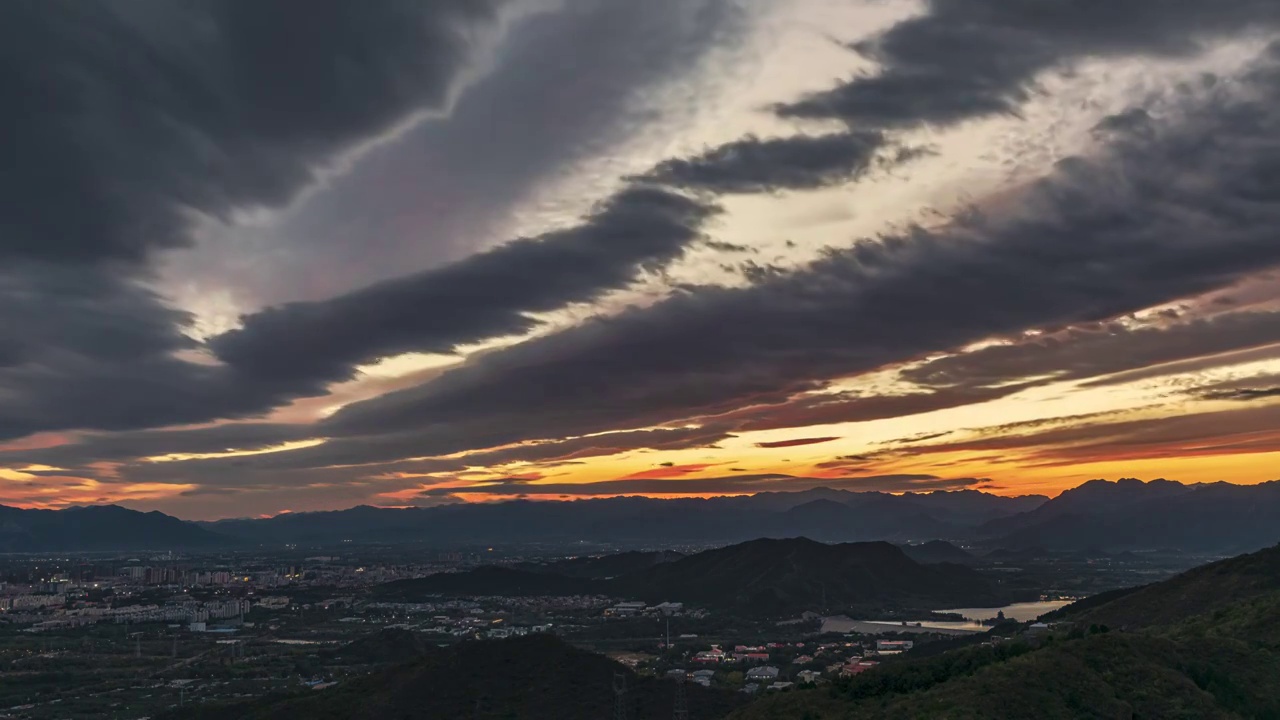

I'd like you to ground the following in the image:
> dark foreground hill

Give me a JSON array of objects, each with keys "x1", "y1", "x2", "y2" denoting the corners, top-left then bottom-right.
[
  {"x1": 376, "y1": 537, "x2": 1020, "y2": 618},
  {"x1": 318, "y1": 628, "x2": 435, "y2": 665},
  {"x1": 161, "y1": 634, "x2": 744, "y2": 720},
  {"x1": 0, "y1": 504, "x2": 230, "y2": 551},
  {"x1": 900, "y1": 540, "x2": 975, "y2": 565},
  {"x1": 374, "y1": 565, "x2": 600, "y2": 600},
  {"x1": 729, "y1": 543, "x2": 1280, "y2": 719},
  {"x1": 530, "y1": 549, "x2": 686, "y2": 578}
]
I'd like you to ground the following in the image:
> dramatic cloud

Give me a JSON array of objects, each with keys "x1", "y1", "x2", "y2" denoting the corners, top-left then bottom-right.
[
  {"x1": 167, "y1": 0, "x2": 759, "y2": 305},
  {"x1": 910, "y1": 402, "x2": 1280, "y2": 467},
  {"x1": 322, "y1": 46, "x2": 1280, "y2": 457},
  {"x1": 777, "y1": 0, "x2": 1280, "y2": 128},
  {"x1": 11, "y1": 1, "x2": 1280, "y2": 515},
  {"x1": 210, "y1": 187, "x2": 719, "y2": 386},
  {"x1": 0, "y1": 423, "x2": 313, "y2": 468},
  {"x1": 901, "y1": 311, "x2": 1280, "y2": 390},
  {"x1": 0, "y1": 1, "x2": 508, "y2": 439},
  {"x1": 715, "y1": 385, "x2": 1034, "y2": 433},
  {"x1": 754, "y1": 437, "x2": 842, "y2": 449},
  {"x1": 640, "y1": 132, "x2": 892, "y2": 194},
  {"x1": 73, "y1": 426, "x2": 736, "y2": 492},
  {"x1": 0, "y1": 0, "x2": 502, "y2": 266},
  {"x1": 419, "y1": 473, "x2": 983, "y2": 497},
  {"x1": 1201, "y1": 387, "x2": 1280, "y2": 402}
]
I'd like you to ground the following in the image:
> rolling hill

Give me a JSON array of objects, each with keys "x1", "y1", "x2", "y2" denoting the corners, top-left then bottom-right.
[
  {"x1": 900, "y1": 540, "x2": 975, "y2": 565},
  {"x1": 611, "y1": 538, "x2": 1014, "y2": 617},
  {"x1": 374, "y1": 565, "x2": 599, "y2": 600}
]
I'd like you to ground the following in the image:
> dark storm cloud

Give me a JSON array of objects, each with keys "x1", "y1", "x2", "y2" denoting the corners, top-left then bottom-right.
[
  {"x1": 0, "y1": 264, "x2": 248, "y2": 440},
  {"x1": 713, "y1": 384, "x2": 1034, "y2": 433},
  {"x1": 0, "y1": 1, "x2": 726, "y2": 443},
  {"x1": 0, "y1": 0, "x2": 501, "y2": 266},
  {"x1": 106, "y1": 426, "x2": 735, "y2": 490},
  {"x1": 754, "y1": 436, "x2": 841, "y2": 449},
  {"x1": 419, "y1": 473, "x2": 981, "y2": 497},
  {"x1": 194, "y1": 0, "x2": 757, "y2": 304},
  {"x1": 776, "y1": 0, "x2": 1280, "y2": 128},
  {"x1": 1200, "y1": 386, "x2": 1280, "y2": 402},
  {"x1": 209, "y1": 187, "x2": 719, "y2": 385},
  {"x1": 0, "y1": 1, "x2": 506, "y2": 439},
  {"x1": 320, "y1": 46, "x2": 1280, "y2": 456},
  {"x1": 912, "y1": 403, "x2": 1280, "y2": 466},
  {"x1": 640, "y1": 132, "x2": 891, "y2": 193},
  {"x1": 0, "y1": 423, "x2": 312, "y2": 468},
  {"x1": 901, "y1": 311, "x2": 1280, "y2": 390}
]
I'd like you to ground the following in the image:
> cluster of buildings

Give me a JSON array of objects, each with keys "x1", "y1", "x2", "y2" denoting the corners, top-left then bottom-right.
[
  {"x1": 692, "y1": 642, "x2": 804, "y2": 665},
  {"x1": 605, "y1": 600, "x2": 688, "y2": 617},
  {"x1": 656, "y1": 634, "x2": 924, "y2": 693},
  {"x1": 3, "y1": 592, "x2": 270, "y2": 632}
]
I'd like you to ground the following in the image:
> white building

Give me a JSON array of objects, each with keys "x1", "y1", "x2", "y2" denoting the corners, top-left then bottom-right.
[{"x1": 746, "y1": 666, "x2": 779, "y2": 682}]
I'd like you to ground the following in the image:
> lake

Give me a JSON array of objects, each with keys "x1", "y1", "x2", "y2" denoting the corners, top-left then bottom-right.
[
  {"x1": 938, "y1": 600, "x2": 1072, "y2": 623},
  {"x1": 823, "y1": 600, "x2": 1074, "y2": 635}
]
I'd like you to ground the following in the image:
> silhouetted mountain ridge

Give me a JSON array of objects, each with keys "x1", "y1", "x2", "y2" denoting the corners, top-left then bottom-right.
[
  {"x1": 978, "y1": 478, "x2": 1280, "y2": 552},
  {"x1": 0, "y1": 504, "x2": 231, "y2": 551},
  {"x1": 206, "y1": 488, "x2": 1047, "y2": 545}
]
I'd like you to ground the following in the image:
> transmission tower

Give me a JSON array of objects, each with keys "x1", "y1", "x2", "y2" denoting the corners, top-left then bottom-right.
[
  {"x1": 612, "y1": 673, "x2": 628, "y2": 720},
  {"x1": 672, "y1": 674, "x2": 689, "y2": 720}
]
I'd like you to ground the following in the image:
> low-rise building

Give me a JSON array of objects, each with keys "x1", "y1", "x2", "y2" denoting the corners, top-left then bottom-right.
[
  {"x1": 842, "y1": 660, "x2": 879, "y2": 677},
  {"x1": 767, "y1": 681, "x2": 794, "y2": 691},
  {"x1": 746, "y1": 666, "x2": 780, "y2": 682},
  {"x1": 876, "y1": 640, "x2": 913, "y2": 652}
]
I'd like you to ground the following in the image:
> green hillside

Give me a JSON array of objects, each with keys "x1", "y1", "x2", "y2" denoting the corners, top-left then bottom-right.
[{"x1": 729, "y1": 543, "x2": 1280, "y2": 720}]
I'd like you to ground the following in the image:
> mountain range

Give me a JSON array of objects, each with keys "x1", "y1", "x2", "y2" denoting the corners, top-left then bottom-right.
[
  {"x1": 0, "y1": 504, "x2": 228, "y2": 552},
  {"x1": 201, "y1": 488, "x2": 1046, "y2": 546},
  {"x1": 205, "y1": 479, "x2": 1280, "y2": 552},
  {"x1": 375, "y1": 537, "x2": 1021, "y2": 617},
  {"x1": 974, "y1": 478, "x2": 1280, "y2": 552},
  {"x1": 3, "y1": 479, "x2": 1280, "y2": 553}
]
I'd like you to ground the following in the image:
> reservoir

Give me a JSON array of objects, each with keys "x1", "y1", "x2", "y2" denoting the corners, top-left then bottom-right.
[{"x1": 823, "y1": 600, "x2": 1074, "y2": 635}]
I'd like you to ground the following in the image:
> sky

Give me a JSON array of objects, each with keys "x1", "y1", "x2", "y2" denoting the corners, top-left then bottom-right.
[{"x1": 5, "y1": 0, "x2": 1280, "y2": 520}]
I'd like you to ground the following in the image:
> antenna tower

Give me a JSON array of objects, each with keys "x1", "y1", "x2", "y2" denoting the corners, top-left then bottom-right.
[
  {"x1": 672, "y1": 674, "x2": 689, "y2": 720},
  {"x1": 612, "y1": 672, "x2": 629, "y2": 720}
]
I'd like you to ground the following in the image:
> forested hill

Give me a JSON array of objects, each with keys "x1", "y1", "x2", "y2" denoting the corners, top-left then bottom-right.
[{"x1": 729, "y1": 542, "x2": 1280, "y2": 719}]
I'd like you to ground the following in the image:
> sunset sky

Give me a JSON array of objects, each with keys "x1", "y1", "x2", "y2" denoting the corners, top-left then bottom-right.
[{"x1": 5, "y1": 0, "x2": 1280, "y2": 519}]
